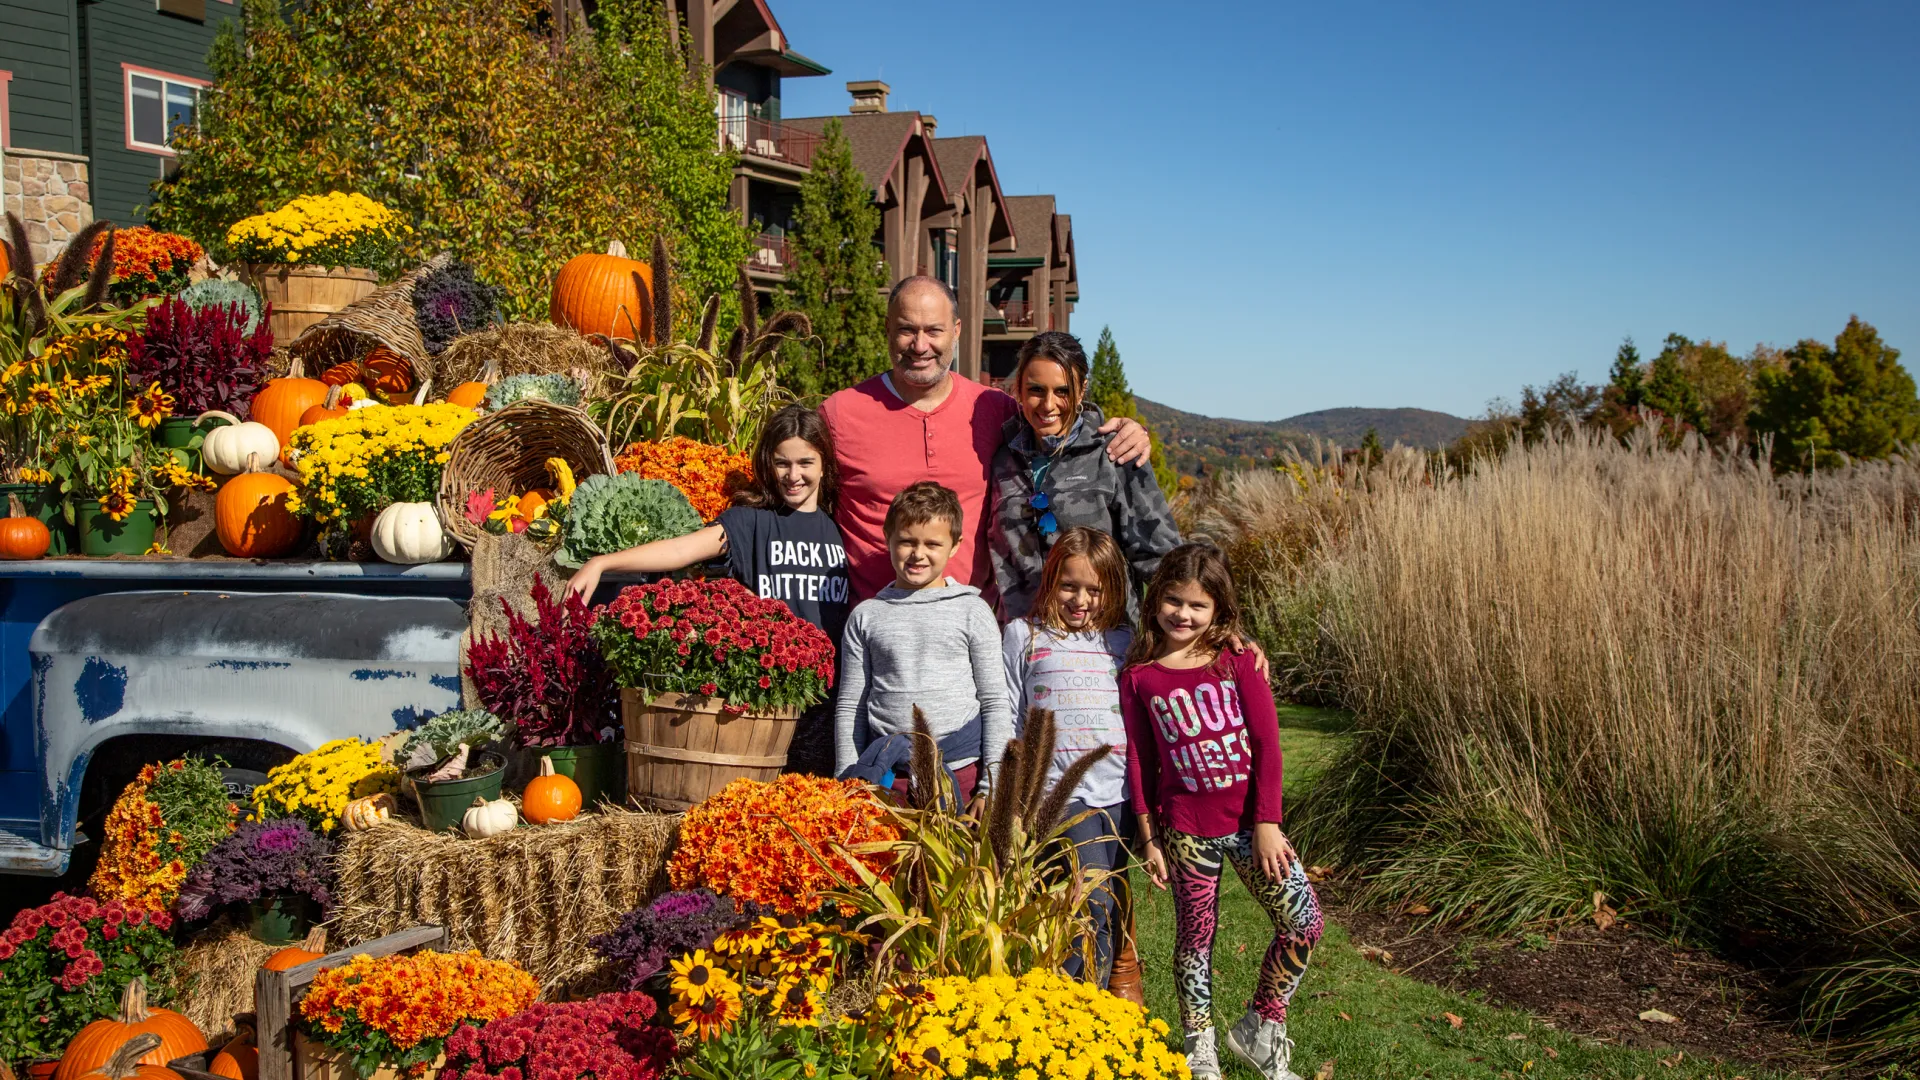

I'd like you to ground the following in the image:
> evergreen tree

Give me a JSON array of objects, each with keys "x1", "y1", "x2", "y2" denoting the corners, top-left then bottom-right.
[
  {"x1": 1358, "y1": 427, "x2": 1384, "y2": 465},
  {"x1": 1751, "y1": 316, "x2": 1920, "y2": 469},
  {"x1": 1088, "y1": 326, "x2": 1178, "y2": 495},
  {"x1": 1608, "y1": 339, "x2": 1644, "y2": 409},
  {"x1": 1642, "y1": 333, "x2": 1707, "y2": 432},
  {"x1": 776, "y1": 118, "x2": 886, "y2": 398}
]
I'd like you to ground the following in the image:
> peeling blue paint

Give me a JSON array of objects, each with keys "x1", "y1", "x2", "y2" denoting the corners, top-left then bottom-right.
[
  {"x1": 74, "y1": 658, "x2": 127, "y2": 723},
  {"x1": 430, "y1": 673, "x2": 462, "y2": 695},
  {"x1": 351, "y1": 669, "x2": 414, "y2": 682},
  {"x1": 209, "y1": 659, "x2": 294, "y2": 671},
  {"x1": 391, "y1": 706, "x2": 437, "y2": 729}
]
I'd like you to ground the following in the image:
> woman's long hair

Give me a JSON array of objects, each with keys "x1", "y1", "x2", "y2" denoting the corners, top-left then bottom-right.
[
  {"x1": 1125, "y1": 543, "x2": 1242, "y2": 672},
  {"x1": 732, "y1": 404, "x2": 839, "y2": 516},
  {"x1": 1011, "y1": 331, "x2": 1089, "y2": 428}
]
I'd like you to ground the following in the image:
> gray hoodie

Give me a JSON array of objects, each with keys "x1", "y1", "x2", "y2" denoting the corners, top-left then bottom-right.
[{"x1": 834, "y1": 580, "x2": 1012, "y2": 789}]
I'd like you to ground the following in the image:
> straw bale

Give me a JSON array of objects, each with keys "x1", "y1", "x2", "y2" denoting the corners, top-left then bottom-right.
[
  {"x1": 330, "y1": 808, "x2": 679, "y2": 996},
  {"x1": 432, "y1": 323, "x2": 624, "y2": 401},
  {"x1": 173, "y1": 917, "x2": 278, "y2": 1038}
]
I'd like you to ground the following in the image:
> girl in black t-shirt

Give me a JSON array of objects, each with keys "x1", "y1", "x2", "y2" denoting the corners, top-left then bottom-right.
[{"x1": 568, "y1": 406, "x2": 850, "y2": 774}]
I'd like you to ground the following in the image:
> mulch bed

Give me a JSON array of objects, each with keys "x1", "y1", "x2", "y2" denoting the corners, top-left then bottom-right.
[{"x1": 1316, "y1": 877, "x2": 1835, "y2": 1077}]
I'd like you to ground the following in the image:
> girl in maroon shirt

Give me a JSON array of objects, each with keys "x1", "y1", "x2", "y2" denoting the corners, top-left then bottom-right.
[{"x1": 1121, "y1": 544, "x2": 1323, "y2": 1080}]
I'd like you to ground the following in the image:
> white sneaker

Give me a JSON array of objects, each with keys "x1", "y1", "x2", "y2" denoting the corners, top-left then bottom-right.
[
  {"x1": 1226, "y1": 1010, "x2": 1302, "y2": 1080},
  {"x1": 1183, "y1": 1027, "x2": 1222, "y2": 1080}
]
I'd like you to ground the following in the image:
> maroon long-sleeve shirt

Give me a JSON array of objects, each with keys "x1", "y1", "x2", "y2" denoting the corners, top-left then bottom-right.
[{"x1": 1121, "y1": 649, "x2": 1284, "y2": 837}]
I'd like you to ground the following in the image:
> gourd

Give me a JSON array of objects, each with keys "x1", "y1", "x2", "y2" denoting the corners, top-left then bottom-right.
[
  {"x1": 341, "y1": 792, "x2": 399, "y2": 831},
  {"x1": 0, "y1": 495, "x2": 51, "y2": 560},
  {"x1": 369, "y1": 502, "x2": 452, "y2": 564},
  {"x1": 54, "y1": 981, "x2": 207, "y2": 1080},
  {"x1": 549, "y1": 241, "x2": 654, "y2": 342},
  {"x1": 462, "y1": 794, "x2": 518, "y2": 838},
  {"x1": 215, "y1": 455, "x2": 301, "y2": 559},
  {"x1": 196, "y1": 412, "x2": 280, "y2": 478},
  {"x1": 318, "y1": 361, "x2": 361, "y2": 388},
  {"x1": 247, "y1": 358, "x2": 329, "y2": 454},
  {"x1": 298, "y1": 385, "x2": 353, "y2": 427},
  {"x1": 516, "y1": 488, "x2": 553, "y2": 521},
  {"x1": 362, "y1": 347, "x2": 415, "y2": 404},
  {"x1": 73, "y1": 1036, "x2": 182, "y2": 1080},
  {"x1": 261, "y1": 927, "x2": 327, "y2": 973},
  {"x1": 521, "y1": 756, "x2": 582, "y2": 824},
  {"x1": 445, "y1": 358, "x2": 497, "y2": 410},
  {"x1": 207, "y1": 1024, "x2": 257, "y2": 1080}
]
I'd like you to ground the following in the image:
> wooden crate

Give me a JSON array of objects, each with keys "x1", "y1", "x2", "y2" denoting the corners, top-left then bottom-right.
[{"x1": 252, "y1": 925, "x2": 445, "y2": 1080}]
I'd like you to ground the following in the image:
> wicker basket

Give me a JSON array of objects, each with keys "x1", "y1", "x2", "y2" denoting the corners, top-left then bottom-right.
[
  {"x1": 289, "y1": 254, "x2": 453, "y2": 387},
  {"x1": 436, "y1": 400, "x2": 614, "y2": 549}
]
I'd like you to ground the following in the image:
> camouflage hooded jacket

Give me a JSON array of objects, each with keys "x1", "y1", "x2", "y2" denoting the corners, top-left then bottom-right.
[{"x1": 988, "y1": 405, "x2": 1183, "y2": 622}]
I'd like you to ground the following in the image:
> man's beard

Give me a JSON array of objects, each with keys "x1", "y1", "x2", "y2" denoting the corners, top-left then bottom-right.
[{"x1": 894, "y1": 352, "x2": 951, "y2": 388}]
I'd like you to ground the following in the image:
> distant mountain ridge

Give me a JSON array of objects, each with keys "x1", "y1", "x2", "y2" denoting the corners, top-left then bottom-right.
[{"x1": 1136, "y1": 398, "x2": 1470, "y2": 475}]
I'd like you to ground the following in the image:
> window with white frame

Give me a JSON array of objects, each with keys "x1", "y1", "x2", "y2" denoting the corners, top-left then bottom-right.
[
  {"x1": 717, "y1": 90, "x2": 747, "y2": 151},
  {"x1": 126, "y1": 69, "x2": 200, "y2": 152}
]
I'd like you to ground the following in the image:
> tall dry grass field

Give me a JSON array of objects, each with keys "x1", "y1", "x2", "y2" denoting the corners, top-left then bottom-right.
[{"x1": 1199, "y1": 432, "x2": 1920, "y2": 1061}]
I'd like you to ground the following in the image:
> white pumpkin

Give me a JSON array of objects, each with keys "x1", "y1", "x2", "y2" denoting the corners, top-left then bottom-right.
[
  {"x1": 198, "y1": 411, "x2": 280, "y2": 476},
  {"x1": 463, "y1": 795, "x2": 518, "y2": 838},
  {"x1": 370, "y1": 501, "x2": 452, "y2": 564}
]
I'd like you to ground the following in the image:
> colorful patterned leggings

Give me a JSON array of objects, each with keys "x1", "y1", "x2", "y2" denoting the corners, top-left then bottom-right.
[{"x1": 1164, "y1": 827, "x2": 1324, "y2": 1032}]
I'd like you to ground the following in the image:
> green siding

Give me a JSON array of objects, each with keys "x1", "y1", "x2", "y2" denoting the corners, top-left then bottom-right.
[
  {"x1": 83, "y1": 0, "x2": 242, "y2": 224},
  {"x1": 0, "y1": 0, "x2": 82, "y2": 153}
]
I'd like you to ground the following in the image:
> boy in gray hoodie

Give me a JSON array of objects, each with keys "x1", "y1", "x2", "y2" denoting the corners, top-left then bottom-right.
[{"x1": 835, "y1": 481, "x2": 1011, "y2": 806}]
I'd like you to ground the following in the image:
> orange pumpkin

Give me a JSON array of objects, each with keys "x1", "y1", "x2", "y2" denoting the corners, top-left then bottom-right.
[
  {"x1": 522, "y1": 756, "x2": 582, "y2": 824},
  {"x1": 215, "y1": 456, "x2": 301, "y2": 559},
  {"x1": 249, "y1": 358, "x2": 328, "y2": 463},
  {"x1": 0, "y1": 495, "x2": 51, "y2": 560},
  {"x1": 362, "y1": 347, "x2": 415, "y2": 403},
  {"x1": 516, "y1": 488, "x2": 554, "y2": 521},
  {"x1": 550, "y1": 245, "x2": 654, "y2": 342},
  {"x1": 261, "y1": 926, "x2": 327, "y2": 973},
  {"x1": 54, "y1": 981, "x2": 206, "y2": 1080},
  {"x1": 446, "y1": 381, "x2": 488, "y2": 409},
  {"x1": 318, "y1": 362, "x2": 361, "y2": 388},
  {"x1": 298, "y1": 385, "x2": 353, "y2": 427},
  {"x1": 207, "y1": 1025, "x2": 257, "y2": 1080}
]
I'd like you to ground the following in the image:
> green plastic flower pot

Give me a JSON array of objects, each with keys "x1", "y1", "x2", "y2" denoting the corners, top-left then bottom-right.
[
  {"x1": 538, "y1": 743, "x2": 624, "y2": 810},
  {"x1": 408, "y1": 750, "x2": 507, "y2": 834},
  {"x1": 246, "y1": 892, "x2": 321, "y2": 945},
  {"x1": 155, "y1": 417, "x2": 199, "y2": 449},
  {"x1": 76, "y1": 499, "x2": 157, "y2": 556},
  {"x1": 0, "y1": 483, "x2": 75, "y2": 556}
]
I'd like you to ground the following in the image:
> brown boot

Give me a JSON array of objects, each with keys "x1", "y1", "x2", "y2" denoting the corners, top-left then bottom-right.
[{"x1": 1107, "y1": 876, "x2": 1146, "y2": 1006}]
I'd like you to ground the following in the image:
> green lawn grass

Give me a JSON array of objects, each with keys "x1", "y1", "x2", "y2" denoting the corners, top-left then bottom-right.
[{"x1": 1127, "y1": 706, "x2": 1795, "y2": 1080}]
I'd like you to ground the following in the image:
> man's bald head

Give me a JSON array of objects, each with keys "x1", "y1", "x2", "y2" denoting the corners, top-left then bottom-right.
[
  {"x1": 889, "y1": 275, "x2": 960, "y2": 321},
  {"x1": 887, "y1": 276, "x2": 961, "y2": 390}
]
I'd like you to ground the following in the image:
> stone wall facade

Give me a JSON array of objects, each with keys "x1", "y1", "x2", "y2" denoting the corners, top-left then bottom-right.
[{"x1": 1, "y1": 151, "x2": 95, "y2": 267}]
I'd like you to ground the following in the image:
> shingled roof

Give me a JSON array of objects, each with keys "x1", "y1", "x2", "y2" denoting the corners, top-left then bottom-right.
[
  {"x1": 998, "y1": 195, "x2": 1058, "y2": 263},
  {"x1": 782, "y1": 112, "x2": 950, "y2": 210},
  {"x1": 931, "y1": 135, "x2": 1015, "y2": 249}
]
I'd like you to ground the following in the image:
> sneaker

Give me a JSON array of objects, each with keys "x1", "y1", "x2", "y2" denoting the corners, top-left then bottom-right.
[
  {"x1": 1226, "y1": 1010, "x2": 1302, "y2": 1080},
  {"x1": 1183, "y1": 1027, "x2": 1222, "y2": 1080}
]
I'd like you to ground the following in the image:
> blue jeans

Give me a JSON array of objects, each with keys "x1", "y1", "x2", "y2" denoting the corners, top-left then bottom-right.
[{"x1": 1058, "y1": 800, "x2": 1127, "y2": 984}]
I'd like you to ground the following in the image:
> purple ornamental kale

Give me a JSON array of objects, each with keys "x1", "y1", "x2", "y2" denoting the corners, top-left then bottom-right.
[
  {"x1": 175, "y1": 818, "x2": 334, "y2": 921},
  {"x1": 588, "y1": 889, "x2": 758, "y2": 989}
]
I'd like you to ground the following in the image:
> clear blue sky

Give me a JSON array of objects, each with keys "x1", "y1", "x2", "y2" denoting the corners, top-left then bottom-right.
[{"x1": 773, "y1": 0, "x2": 1920, "y2": 422}]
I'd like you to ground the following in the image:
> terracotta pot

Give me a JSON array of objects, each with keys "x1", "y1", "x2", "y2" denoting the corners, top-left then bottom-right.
[{"x1": 243, "y1": 264, "x2": 377, "y2": 345}]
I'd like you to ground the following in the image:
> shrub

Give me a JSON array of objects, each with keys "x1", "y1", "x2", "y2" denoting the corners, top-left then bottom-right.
[
  {"x1": 592, "y1": 577, "x2": 835, "y2": 713},
  {"x1": 124, "y1": 297, "x2": 273, "y2": 417}
]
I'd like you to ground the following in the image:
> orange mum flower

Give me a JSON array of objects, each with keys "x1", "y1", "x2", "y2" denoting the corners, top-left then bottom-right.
[
  {"x1": 614, "y1": 437, "x2": 753, "y2": 522},
  {"x1": 667, "y1": 775, "x2": 899, "y2": 916}
]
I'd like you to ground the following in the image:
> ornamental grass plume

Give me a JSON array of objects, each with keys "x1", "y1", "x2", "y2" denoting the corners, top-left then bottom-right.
[{"x1": 174, "y1": 818, "x2": 334, "y2": 921}]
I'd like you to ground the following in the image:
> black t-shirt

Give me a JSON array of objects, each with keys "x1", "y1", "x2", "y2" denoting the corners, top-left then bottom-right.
[{"x1": 718, "y1": 506, "x2": 852, "y2": 647}]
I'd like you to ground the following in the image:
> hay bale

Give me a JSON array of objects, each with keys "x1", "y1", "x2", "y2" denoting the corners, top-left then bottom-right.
[
  {"x1": 330, "y1": 808, "x2": 678, "y2": 997},
  {"x1": 173, "y1": 916, "x2": 279, "y2": 1038},
  {"x1": 432, "y1": 323, "x2": 624, "y2": 402}
]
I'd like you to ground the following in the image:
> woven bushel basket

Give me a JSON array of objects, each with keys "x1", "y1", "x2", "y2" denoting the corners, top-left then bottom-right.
[
  {"x1": 289, "y1": 252, "x2": 454, "y2": 387},
  {"x1": 436, "y1": 400, "x2": 615, "y2": 549}
]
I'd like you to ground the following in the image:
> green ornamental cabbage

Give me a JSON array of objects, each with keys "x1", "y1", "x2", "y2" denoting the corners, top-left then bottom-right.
[
  {"x1": 398, "y1": 708, "x2": 505, "y2": 768},
  {"x1": 558, "y1": 473, "x2": 701, "y2": 568},
  {"x1": 485, "y1": 373, "x2": 581, "y2": 411},
  {"x1": 177, "y1": 278, "x2": 266, "y2": 334}
]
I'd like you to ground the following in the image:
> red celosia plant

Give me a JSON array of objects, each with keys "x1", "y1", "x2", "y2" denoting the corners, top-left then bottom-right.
[
  {"x1": 125, "y1": 297, "x2": 273, "y2": 416},
  {"x1": 466, "y1": 576, "x2": 619, "y2": 746},
  {"x1": 0, "y1": 894, "x2": 178, "y2": 1068},
  {"x1": 438, "y1": 991, "x2": 675, "y2": 1080},
  {"x1": 591, "y1": 578, "x2": 834, "y2": 715},
  {"x1": 668, "y1": 775, "x2": 899, "y2": 916}
]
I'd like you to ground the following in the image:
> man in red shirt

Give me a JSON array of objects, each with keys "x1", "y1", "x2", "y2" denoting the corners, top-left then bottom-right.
[{"x1": 821, "y1": 277, "x2": 1153, "y2": 602}]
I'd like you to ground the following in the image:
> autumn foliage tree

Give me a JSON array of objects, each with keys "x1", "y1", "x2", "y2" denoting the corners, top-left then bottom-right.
[{"x1": 146, "y1": 0, "x2": 747, "y2": 324}]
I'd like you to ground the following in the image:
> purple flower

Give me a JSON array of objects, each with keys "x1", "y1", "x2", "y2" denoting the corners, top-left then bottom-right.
[
  {"x1": 175, "y1": 818, "x2": 333, "y2": 921},
  {"x1": 588, "y1": 889, "x2": 758, "y2": 990}
]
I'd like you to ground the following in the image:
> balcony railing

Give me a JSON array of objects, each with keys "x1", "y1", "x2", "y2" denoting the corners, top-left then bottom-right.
[
  {"x1": 720, "y1": 117, "x2": 820, "y2": 169},
  {"x1": 748, "y1": 233, "x2": 790, "y2": 273},
  {"x1": 997, "y1": 299, "x2": 1037, "y2": 328}
]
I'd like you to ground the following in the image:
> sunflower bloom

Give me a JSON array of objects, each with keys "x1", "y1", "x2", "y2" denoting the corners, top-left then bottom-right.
[
  {"x1": 100, "y1": 490, "x2": 136, "y2": 522},
  {"x1": 670, "y1": 949, "x2": 732, "y2": 1006}
]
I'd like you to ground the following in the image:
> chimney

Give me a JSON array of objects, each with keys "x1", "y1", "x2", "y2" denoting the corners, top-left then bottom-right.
[
  {"x1": 847, "y1": 80, "x2": 890, "y2": 114},
  {"x1": 920, "y1": 114, "x2": 937, "y2": 138}
]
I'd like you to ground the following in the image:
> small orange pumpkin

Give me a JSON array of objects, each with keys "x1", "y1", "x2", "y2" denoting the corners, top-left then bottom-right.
[
  {"x1": 215, "y1": 455, "x2": 301, "y2": 559},
  {"x1": 0, "y1": 495, "x2": 51, "y2": 560},
  {"x1": 550, "y1": 243, "x2": 654, "y2": 342},
  {"x1": 521, "y1": 756, "x2": 582, "y2": 824},
  {"x1": 362, "y1": 347, "x2": 415, "y2": 403},
  {"x1": 318, "y1": 362, "x2": 361, "y2": 388},
  {"x1": 261, "y1": 926, "x2": 327, "y2": 973},
  {"x1": 207, "y1": 1024, "x2": 257, "y2": 1080},
  {"x1": 249, "y1": 358, "x2": 329, "y2": 457},
  {"x1": 54, "y1": 981, "x2": 206, "y2": 1080},
  {"x1": 445, "y1": 357, "x2": 497, "y2": 410},
  {"x1": 516, "y1": 488, "x2": 554, "y2": 521},
  {"x1": 298, "y1": 385, "x2": 353, "y2": 428}
]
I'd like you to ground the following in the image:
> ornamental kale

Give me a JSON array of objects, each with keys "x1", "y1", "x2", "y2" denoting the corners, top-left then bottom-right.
[
  {"x1": 397, "y1": 708, "x2": 505, "y2": 769},
  {"x1": 557, "y1": 472, "x2": 701, "y2": 569},
  {"x1": 411, "y1": 262, "x2": 503, "y2": 355},
  {"x1": 178, "y1": 278, "x2": 265, "y2": 334},
  {"x1": 175, "y1": 818, "x2": 334, "y2": 920},
  {"x1": 588, "y1": 889, "x2": 756, "y2": 990},
  {"x1": 440, "y1": 991, "x2": 674, "y2": 1080},
  {"x1": 0, "y1": 895, "x2": 178, "y2": 1070},
  {"x1": 466, "y1": 577, "x2": 619, "y2": 747},
  {"x1": 125, "y1": 297, "x2": 273, "y2": 416},
  {"x1": 485, "y1": 373, "x2": 581, "y2": 411},
  {"x1": 593, "y1": 577, "x2": 835, "y2": 713}
]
